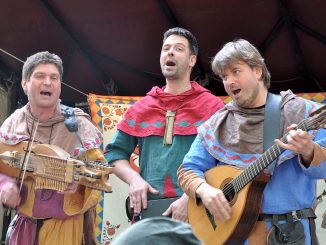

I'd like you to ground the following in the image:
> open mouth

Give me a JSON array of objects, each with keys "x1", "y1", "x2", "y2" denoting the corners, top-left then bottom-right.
[
  {"x1": 166, "y1": 60, "x2": 176, "y2": 66},
  {"x1": 232, "y1": 89, "x2": 241, "y2": 96},
  {"x1": 40, "y1": 91, "x2": 52, "y2": 96}
]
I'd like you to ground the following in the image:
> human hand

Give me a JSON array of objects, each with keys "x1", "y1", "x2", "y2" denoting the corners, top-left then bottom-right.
[
  {"x1": 0, "y1": 183, "x2": 21, "y2": 208},
  {"x1": 195, "y1": 183, "x2": 231, "y2": 223},
  {"x1": 275, "y1": 124, "x2": 314, "y2": 164},
  {"x1": 129, "y1": 176, "x2": 159, "y2": 214},
  {"x1": 162, "y1": 194, "x2": 189, "y2": 222}
]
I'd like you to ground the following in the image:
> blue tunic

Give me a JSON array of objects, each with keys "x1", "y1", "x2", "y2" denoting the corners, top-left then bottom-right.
[{"x1": 180, "y1": 97, "x2": 326, "y2": 245}]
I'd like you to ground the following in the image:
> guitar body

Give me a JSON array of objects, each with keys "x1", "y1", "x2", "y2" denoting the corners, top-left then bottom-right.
[
  {"x1": 188, "y1": 105, "x2": 326, "y2": 244},
  {"x1": 188, "y1": 165, "x2": 269, "y2": 245}
]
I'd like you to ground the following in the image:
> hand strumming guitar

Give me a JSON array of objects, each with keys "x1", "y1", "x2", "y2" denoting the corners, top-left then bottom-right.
[{"x1": 195, "y1": 182, "x2": 231, "y2": 223}]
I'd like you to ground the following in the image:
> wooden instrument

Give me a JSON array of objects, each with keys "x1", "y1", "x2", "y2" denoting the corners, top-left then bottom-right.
[
  {"x1": 188, "y1": 105, "x2": 326, "y2": 245},
  {"x1": 0, "y1": 141, "x2": 113, "y2": 192}
]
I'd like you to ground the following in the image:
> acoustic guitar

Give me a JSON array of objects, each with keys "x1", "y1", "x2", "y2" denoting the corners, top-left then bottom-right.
[{"x1": 188, "y1": 105, "x2": 326, "y2": 245}]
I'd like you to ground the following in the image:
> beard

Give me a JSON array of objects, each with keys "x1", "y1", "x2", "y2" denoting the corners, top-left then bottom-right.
[
  {"x1": 162, "y1": 70, "x2": 178, "y2": 79},
  {"x1": 161, "y1": 65, "x2": 179, "y2": 79},
  {"x1": 161, "y1": 62, "x2": 190, "y2": 80},
  {"x1": 233, "y1": 83, "x2": 260, "y2": 108}
]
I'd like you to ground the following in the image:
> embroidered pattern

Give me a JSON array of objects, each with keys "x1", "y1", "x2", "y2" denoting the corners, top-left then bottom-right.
[
  {"x1": 124, "y1": 119, "x2": 205, "y2": 129},
  {"x1": 199, "y1": 121, "x2": 260, "y2": 167},
  {"x1": 102, "y1": 220, "x2": 121, "y2": 244},
  {"x1": 0, "y1": 131, "x2": 28, "y2": 145}
]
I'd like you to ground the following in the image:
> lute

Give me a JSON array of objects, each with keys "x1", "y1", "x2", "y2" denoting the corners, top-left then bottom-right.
[{"x1": 188, "y1": 105, "x2": 326, "y2": 245}]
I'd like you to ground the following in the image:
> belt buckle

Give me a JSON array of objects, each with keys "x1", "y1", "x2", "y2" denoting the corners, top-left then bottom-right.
[{"x1": 291, "y1": 210, "x2": 299, "y2": 220}]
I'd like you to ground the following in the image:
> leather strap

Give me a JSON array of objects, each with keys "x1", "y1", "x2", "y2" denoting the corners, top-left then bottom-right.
[
  {"x1": 308, "y1": 216, "x2": 318, "y2": 245},
  {"x1": 263, "y1": 93, "x2": 282, "y2": 174},
  {"x1": 258, "y1": 208, "x2": 316, "y2": 221}
]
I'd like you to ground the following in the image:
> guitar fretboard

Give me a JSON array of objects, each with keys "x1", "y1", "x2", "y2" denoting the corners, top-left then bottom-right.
[{"x1": 231, "y1": 119, "x2": 308, "y2": 193}]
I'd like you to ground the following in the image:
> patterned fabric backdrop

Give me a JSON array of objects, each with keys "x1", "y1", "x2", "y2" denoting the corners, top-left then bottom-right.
[{"x1": 87, "y1": 92, "x2": 326, "y2": 244}]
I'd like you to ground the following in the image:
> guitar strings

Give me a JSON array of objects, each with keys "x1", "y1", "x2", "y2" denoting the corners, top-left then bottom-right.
[{"x1": 220, "y1": 114, "x2": 323, "y2": 198}]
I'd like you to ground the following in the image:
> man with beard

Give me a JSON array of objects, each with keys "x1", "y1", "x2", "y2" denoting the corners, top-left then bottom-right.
[
  {"x1": 178, "y1": 39, "x2": 326, "y2": 244},
  {"x1": 105, "y1": 27, "x2": 224, "y2": 222}
]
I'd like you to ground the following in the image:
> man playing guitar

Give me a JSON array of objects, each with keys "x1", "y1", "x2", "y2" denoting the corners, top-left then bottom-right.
[{"x1": 178, "y1": 39, "x2": 326, "y2": 244}]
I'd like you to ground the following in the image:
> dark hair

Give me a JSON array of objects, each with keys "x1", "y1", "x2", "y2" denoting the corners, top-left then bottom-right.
[
  {"x1": 163, "y1": 27, "x2": 199, "y2": 56},
  {"x1": 211, "y1": 39, "x2": 271, "y2": 88},
  {"x1": 22, "y1": 51, "x2": 63, "y2": 81}
]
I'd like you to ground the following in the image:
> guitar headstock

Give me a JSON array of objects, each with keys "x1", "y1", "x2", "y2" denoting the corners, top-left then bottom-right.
[{"x1": 306, "y1": 105, "x2": 326, "y2": 131}]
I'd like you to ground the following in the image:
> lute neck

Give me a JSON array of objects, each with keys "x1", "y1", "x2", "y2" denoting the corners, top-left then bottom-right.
[{"x1": 231, "y1": 118, "x2": 308, "y2": 193}]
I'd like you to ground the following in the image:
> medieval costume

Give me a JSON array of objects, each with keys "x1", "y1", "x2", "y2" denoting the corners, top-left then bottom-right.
[
  {"x1": 178, "y1": 91, "x2": 326, "y2": 244},
  {"x1": 106, "y1": 81, "x2": 224, "y2": 199},
  {"x1": 0, "y1": 102, "x2": 105, "y2": 245}
]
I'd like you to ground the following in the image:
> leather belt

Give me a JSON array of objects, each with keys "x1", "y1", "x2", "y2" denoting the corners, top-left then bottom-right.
[{"x1": 258, "y1": 208, "x2": 316, "y2": 221}]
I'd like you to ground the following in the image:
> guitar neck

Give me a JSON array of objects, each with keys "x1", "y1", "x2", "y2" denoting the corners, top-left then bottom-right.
[{"x1": 231, "y1": 119, "x2": 309, "y2": 193}]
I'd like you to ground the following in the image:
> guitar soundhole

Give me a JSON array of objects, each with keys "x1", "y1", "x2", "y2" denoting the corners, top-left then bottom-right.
[{"x1": 222, "y1": 182, "x2": 235, "y2": 203}]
